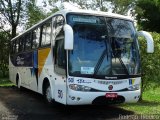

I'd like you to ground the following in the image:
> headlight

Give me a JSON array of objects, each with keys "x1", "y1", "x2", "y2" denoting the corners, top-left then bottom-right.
[
  {"x1": 128, "y1": 84, "x2": 140, "y2": 91},
  {"x1": 69, "y1": 84, "x2": 92, "y2": 92}
]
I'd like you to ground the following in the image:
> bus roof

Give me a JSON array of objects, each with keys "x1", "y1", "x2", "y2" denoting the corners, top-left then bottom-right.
[
  {"x1": 11, "y1": 8, "x2": 133, "y2": 41},
  {"x1": 57, "y1": 9, "x2": 133, "y2": 21}
]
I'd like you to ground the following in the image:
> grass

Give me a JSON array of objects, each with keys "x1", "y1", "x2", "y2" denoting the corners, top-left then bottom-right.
[
  {"x1": 0, "y1": 78, "x2": 15, "y2": 87},
  {"x1": 119, "y1": 87, "x2": 160, "y2": 114}
]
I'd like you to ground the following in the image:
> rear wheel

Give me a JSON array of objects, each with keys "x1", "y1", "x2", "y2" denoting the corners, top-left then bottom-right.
[{"x1": 16, "y1": 75, "x2": 21, "y2": 88}]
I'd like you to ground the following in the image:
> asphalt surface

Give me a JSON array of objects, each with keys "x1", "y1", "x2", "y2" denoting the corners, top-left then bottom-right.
[{"x1": 0, "y1": 86, "x2": 134, "y2": 120}]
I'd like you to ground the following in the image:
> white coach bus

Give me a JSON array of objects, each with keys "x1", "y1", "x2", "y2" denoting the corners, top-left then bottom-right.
[{"x1": 9, "y1": 7, "x2": 154, "y2": 105}]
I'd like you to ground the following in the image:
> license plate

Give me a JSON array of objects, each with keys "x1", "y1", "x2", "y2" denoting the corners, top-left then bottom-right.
[{"x1": 105, "y1": 93, "x2": 118, "y2": 98}]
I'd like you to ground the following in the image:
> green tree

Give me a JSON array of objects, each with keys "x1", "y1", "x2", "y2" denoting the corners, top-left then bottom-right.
[
  {"x1": 0, "y1": 0, "x2": 48, "y2": 78},
  {"x1": 135, "y1": 0, "x2": 160, "y2": 32},
  {"x1": 25, "y1": 0, "x2": 59, "y2": 28},
  {"x1": 25, "y1": 1, "x2": 47, "y2": 28},
  {"x1": 0, "y1": 0, "x2": 47, "y2": 37},
  {"x1": 139, "y1": 33, "x2": 160, "y2": 91},
  {"x1": 109, "y1": 0, "x2": 135, "y2": 15},
  {"x1": 48, "y1": 0, "x2": 108, "y2": 11},
  {"x1": 0, "y1": 0, "x2": 22, "y2": 38},
  {"x1": 0, "y1": 31, "x2": 10, "y2": 77}
]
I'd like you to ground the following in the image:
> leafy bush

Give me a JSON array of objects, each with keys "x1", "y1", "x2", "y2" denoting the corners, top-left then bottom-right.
[{"x1": 139, "y1": 32, "x2": 160, "y2": 90}]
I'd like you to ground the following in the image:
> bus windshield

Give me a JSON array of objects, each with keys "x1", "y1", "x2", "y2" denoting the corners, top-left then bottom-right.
[{"x1": 67, "y1": 14, "x2": 140, "y2": 79}]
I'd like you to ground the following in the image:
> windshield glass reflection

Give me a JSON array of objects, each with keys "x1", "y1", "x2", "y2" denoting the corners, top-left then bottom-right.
[{"x1": 67, "y1": 14, "x2": 140, "y2": 78}]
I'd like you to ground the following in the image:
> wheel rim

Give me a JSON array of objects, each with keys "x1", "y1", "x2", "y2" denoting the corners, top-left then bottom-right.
[{"x1": 46, "y1": 86, "x2": 52, "y2": 103}]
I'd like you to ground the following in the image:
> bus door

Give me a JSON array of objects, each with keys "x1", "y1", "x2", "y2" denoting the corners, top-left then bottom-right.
[{"x1": 54, "y1": 38, "x2": 67, "y2": 104}]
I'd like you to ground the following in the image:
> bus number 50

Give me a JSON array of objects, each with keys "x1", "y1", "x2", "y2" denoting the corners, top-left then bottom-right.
[{"x1": 58, "y1": 90, "x2": 63, "y2": 99}]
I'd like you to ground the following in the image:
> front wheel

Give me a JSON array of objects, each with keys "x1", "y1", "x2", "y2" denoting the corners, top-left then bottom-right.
[{"x1": 45, "y1": 83, "x2": 52, "y2": 103}]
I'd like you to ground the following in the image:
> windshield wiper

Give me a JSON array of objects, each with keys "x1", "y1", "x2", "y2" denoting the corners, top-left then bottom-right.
[
  {"x1": 93, "y1": 49, "x2": 106, "y2": 75},
  {"x1": 111, "y1": 38, "x2": 129, "y2": 75},
  {"x1": 94, "y1": 36, "x2": 109, "y2": 75},
  {"x1": 117, "y1": 56, "x2": 129, "y2": 75}
]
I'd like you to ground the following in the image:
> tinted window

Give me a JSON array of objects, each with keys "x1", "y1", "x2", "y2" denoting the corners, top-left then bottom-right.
[
  {"x1": 25, "y1": 33, "x2": 32, "y2": 50},
  {"x1": 54, "y1": 33, "x2": 66, "y2": 75},
  {"x1": 41, "y1": 22, "x2": 51, "y2": 47},
  {"x1": 10, "y1": 41, "x2": 15, "y2": 54},
  {"x1": 18, "y1": 37, "x2": 24, "y2": 52},
  {"x1": 32, "y1": 28, "x2": 40, "y2": 49},
  {"x1": 67, "y1": 14, "x2": 140, "y2": 78},
  {"x1": 15, "y1": 39, "x2": 19, "y2": 53},
  {"x1": 53, "y1": 16, "x2": 64, "y2": 38}
]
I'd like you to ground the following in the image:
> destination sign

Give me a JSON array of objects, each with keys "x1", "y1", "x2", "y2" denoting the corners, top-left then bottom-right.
[{"x1": 72, "y1": 17, "x2": 97, "y2": 23}]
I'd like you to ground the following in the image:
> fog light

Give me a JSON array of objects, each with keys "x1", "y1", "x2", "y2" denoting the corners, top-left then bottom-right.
[
  {"x1": 71, "y1": 97, "x2": 75, "y2": 100},
  {"x1": 77, "y1": 97, "x2": 81, "y2": 101}
]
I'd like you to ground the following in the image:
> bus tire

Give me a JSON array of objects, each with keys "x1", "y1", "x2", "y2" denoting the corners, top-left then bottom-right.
[
  {"x1": 44, "y1": 82, "x2": 52, "y2": 103},
  {"x1": 16, "y1": 74, "x2": 21, "y2": 89}
]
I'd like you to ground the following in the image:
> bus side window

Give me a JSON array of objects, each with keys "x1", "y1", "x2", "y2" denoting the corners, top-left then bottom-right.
[
  {"x1": 13, "y1": 41, "x2": 16, "y2": 54},
  {"x1": 10, "y1": 41, "x2": 14, "y2": 55},
  {"x1": 25, "y1": 33, "x2": 32, "y2": 51},
  {"x1": 15, "y1": 39, "x2": 19, "y2": 53},
  {"x1": 52, "y1": 17, "x2": 56, "y2": 39},
  {"x1": 32, "y1": 28, "x2": 40, "y2": 49},
  {"x1": 52, "y1": 15, "x2": 64, "y2": 41},
  {"x1": 21, "y1": 37, "x2": 25, "y2": 51},
  {"x1": 55, "y1": 16, "x2": 64, "y2": 37},
  {"x1": 41, "y1": 22, "x2": 51, "y2": 47},
  {"x1": 18, "y1": 37, "x2": 24, "y2": 52}
]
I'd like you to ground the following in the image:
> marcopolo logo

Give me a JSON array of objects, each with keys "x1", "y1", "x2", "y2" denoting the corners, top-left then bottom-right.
[{"x1": 108, "y1": 85, "x2": 113, "y2": 90}]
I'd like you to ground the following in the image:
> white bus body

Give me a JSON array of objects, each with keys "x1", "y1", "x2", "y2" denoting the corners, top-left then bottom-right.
[{"x1": 9, "y1": 8, "x2": 154, "y2": 105}]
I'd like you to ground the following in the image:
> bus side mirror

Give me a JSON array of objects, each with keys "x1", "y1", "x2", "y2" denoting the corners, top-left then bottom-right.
[
  {"x1": 63, "y1": 24, "x2": 73, "y2": 50},
  {"x1": 137, "y1": 31, "x2": 154, "y2": 53}
]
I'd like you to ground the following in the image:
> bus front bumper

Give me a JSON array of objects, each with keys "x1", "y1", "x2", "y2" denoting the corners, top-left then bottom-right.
[{"x1": 66, "y1": 90, "x2": 141, "y2": 105}]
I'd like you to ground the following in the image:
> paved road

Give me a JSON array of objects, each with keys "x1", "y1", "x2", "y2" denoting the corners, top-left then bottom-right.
[{"x1": 0, "y1": 87, "x2": 134, "y2": 120}]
